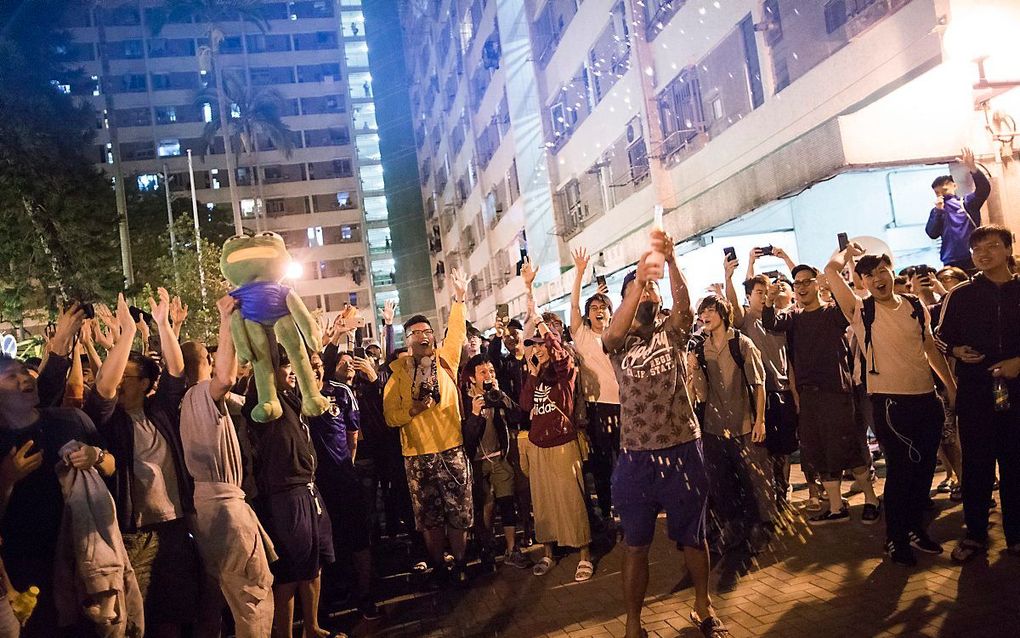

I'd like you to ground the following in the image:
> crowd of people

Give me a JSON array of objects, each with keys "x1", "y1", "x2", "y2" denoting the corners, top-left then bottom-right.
[{"x1": 0, "y1": 156, "x2": 1018, "y2": 638}]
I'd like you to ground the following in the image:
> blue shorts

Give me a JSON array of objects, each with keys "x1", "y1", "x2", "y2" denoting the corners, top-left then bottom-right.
[{"x1": 612, "y1": 439, "x2": 709, "y2": 548}]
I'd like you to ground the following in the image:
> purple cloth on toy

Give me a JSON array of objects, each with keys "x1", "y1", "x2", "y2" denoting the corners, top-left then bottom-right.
[{"x1": 230, "y1": 281, "x2": 292, "y2": 325}]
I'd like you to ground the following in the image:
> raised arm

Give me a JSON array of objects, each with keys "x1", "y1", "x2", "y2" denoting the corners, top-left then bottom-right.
[
  {"x1": 521, "y1": 257, "x2": 539, "y2": 321},
  {"x1": 569, "y1": 248, "x2": 591, "y2": 333},
  {"x1": 824, "y1": 242, "x2": 864, "y2": 324},
  {"x1": 603, "y1": 251, "x2": 660, "y2": 353},
  {"x1": 95, "y1": 293, "x2": 138, "y2": 400},
  {"x1": 658, "y1": 230, "x2": 693, "y2": 334},
  {"x1": 381, "y1": 299, "x2": 396, "y2": 359},
  {"x1": 210, "y1": 295, "x2": 239, "y2": 402},
  {"x1": 285, "y1": 290, "x2": 323, "y2": 354},
  {"x1": 150, "y1": 287, "x2": 183, "y2": 377},
  {"x1": 961, "y1": 147, "x2": 990, "y2": 219},
  {"x1": 723, "y1": 253, "x2": 744, "y2": 327}
]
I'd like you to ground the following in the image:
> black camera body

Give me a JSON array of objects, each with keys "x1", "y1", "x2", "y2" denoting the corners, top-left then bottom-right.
[
  {"x1": 416, "y1": 381, "x2": 440, "y2": 404},
  {"x1": 759, "y1": 245, "x2": 774, "y2": 256},
  {"x1": 482, "y1": 380, "x2": 503, "y2": 408}
]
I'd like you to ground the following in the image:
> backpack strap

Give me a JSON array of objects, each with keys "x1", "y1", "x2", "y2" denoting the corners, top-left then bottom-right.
[
  {"x1": 730, "y1": 330, "x2": 757, "y2": 421},
  {"x1": 861, "y1": 294, "x2": 928, "y2": 391}
]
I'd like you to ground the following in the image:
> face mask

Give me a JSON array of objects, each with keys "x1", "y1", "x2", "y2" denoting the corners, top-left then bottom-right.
[
  {"x1": 636, "y1": 301, "x2": 658, "y2": 326},
  {"x1": 0, "y1": 388, "x2": 40, "y2": 430}
]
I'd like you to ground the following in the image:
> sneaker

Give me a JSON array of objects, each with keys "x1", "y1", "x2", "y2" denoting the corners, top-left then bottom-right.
[
  {"x1": 806, "y1": 496, "x2": 823, "y2": 512},
  {"x1": 885, "y1": 540, "x2": 918, "y2": 567},
  {"x1": 504, "y1": 549, "x2": 532, "y2": 569},
  {"x1": 808, "y1": 502, "x2": 850, "y2": 525},
  {"x1": 861, "y1": 501, "x2": 882, "y2": 525},
  {"x1": 936, "y1": 479, "x2": 952, "y2": 494},
  {"x1": 908, "y1": 531, "x2": 944, "y2": 555}
]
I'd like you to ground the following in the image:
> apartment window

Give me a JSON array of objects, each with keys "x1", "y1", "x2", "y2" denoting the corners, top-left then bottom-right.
[
  {"x1": 120, "y1": 141, "x2": 156, "y2": 161},
  {"x1": 341, "y1": 225, "x2": 353, "y2": 241},
  {"x1": 144, "y1": 7, "x2": 191, "y2": 25},
  {"x1": 627, "y1": 138, "x2": 649, "y2": 183},
  {"x1": 100, "y1": 5, "x2": 140, "y2": 26},
  {"x1": 824, "y1": 0, "x2": 848, "y2": 33},
  {"x1": 108, "y1": 40, "x2": 144, "y2": 60},
  {"x1": 148, "y1": 38, "x2": 196, "y2": 58},
  {"x1": 151, "y1": 72, "x2": 200, "y2": 91},
  {"x1": 304, "y1": 127, "x2": 350, "y2": 147},
  {"x1": 301, "y1": 95, "x2": 345, "y2": 115},
  {"x1": 773, "y1": 57, "x2": 790, "y2": 93},
  {"x1": 250, "y1": 67, "x2": 295, "y2": 85},
  {"x1": 307, "y1": 227, "x2": 324, "y2": 247},
  {"x1": 762, "y1": 0, "x2": 783, "y2": 45},
  {"x1": 65, "y1": 42, "x2": 95, "y2": 62},
  {"x1": 643, "y1": 0, "x2": 685, "y2": 39},
  {"x1": 711, "y1": 97, "x2": 723, "y2": 121},
  {"x1": 293, "y1": 31, "x2": 337, "y2": 50},
  {"x1": 297, "y1": 63, "x2": 341, "y2": 83},
  {"x1": 260, "y1": 3, "x2": 290, "y2": 20},
  {"x1": 118, "y1": 74, "x2": 147, "y2": 93},
  {"x1": 157, "y1": 139, "x2": 182, "y2": 158},
  {"x1": 136, "y1": 174, "x2": 160, "y2": 191},
  {"x1": 334, "y1": 159, "x2": 353, "y2": 177},
  {"x1": 115, "y1": 107, "x2": 151, "y2": 127},
  {"x1": 289, "y1": 1, "x2": 335, "y2": 19},
  {"x1": 155, "y1": 106, "x2": 177, "y2": 124},
  {"x1": 246, "y1": 34, "x2": 291, "y2": 53}
]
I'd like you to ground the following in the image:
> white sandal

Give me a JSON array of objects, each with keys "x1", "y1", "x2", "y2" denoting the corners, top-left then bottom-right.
[
  {"x1": 532, "y1": 556, "x2": 553, "y2": 576},
  {"x1": 574, "y1": 559, "x2": 594, "y2": 582}
]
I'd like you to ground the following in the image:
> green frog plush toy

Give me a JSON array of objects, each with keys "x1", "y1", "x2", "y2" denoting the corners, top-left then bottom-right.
[{"x1": 221, "y1": 232, "x2": 330, "y2": 422}]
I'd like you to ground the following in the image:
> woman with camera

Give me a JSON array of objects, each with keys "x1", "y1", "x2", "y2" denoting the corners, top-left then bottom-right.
[{"x1": 517, "y1": 318, "x2": 594, "y2": 582}]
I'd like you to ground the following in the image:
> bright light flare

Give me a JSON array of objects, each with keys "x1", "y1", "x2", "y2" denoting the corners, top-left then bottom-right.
[{"x1": 285, "y1": 262, "x2": 303, "y2": 279}]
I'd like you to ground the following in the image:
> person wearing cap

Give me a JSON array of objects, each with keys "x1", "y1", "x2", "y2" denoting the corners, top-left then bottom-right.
[
  {"x1": 602, "y1": 231, "x2": 727, "y2": 638},
  {"x1": 383, "y1": 269, "x2": 474, "y2": 587},
  {"x1": 569, "y1": 247, "x2": 620, "y2": 523},
  {"x1": 517, "y1": 315, "x2": 593, "y2": 582},
  {"x1": 762, "y1": 264, "x2": 881, "y2": 526}
]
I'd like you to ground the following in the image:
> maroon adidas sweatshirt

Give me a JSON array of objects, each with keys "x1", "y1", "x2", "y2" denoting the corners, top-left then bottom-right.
[{"x1": 520, "y1": 331, "x2": 577, "y2": 448}]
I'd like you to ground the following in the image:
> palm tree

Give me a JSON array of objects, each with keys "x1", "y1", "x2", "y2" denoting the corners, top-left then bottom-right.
[
  {"x1": 195, "y1": 72, "x2": 295, "y2": 230},
  {"x1": 150, "y1": 0, "x2": 270, "y2": 234}
]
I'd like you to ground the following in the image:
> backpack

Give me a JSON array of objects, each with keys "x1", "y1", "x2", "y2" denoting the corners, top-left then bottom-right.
[
  {"x1": 694, "y1": 329, "x2": 756, "y2": 421},
  {"x1": 860, "y1": 293, "x2": 927, "y2": 388}
]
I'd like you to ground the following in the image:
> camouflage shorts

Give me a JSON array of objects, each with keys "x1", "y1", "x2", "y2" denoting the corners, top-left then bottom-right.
[{"x1": 405, "y1": 445, "x2": 474, "y2": 531}]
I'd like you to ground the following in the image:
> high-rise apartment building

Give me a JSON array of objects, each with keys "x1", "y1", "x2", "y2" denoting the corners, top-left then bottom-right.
[
  {"x1": 61, "y1": 0, "x2": 405, "y2": 333},
  {"x1": 402, "y1": 0, "x2": 1020, "y2": 325}
]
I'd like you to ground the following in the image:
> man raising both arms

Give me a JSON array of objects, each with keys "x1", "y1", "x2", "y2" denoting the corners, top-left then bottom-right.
[{"x1": 603, "y1": 230, "x2": 728, "y2": 638}]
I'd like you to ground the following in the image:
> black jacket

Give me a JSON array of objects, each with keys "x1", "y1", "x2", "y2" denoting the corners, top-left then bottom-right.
[
  {"x1": 461, "y1": 390, "x2": 527, "y2": 460},
  {"x1": 935, "y1": 273, "x2": 1020, "y2": 390}
]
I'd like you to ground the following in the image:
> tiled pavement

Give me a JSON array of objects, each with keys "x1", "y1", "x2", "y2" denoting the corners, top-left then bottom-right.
[{"x1": 328, "y1": 463, "x2": 1020, "y2": 638}]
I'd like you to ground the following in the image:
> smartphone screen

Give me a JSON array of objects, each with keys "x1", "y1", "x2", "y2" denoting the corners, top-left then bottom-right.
[
  {"x1": 596, "y1": 274, "x2": 607, "y2": 289},
  {"x1": 723, "y1": 247, "x2": 737, "y2": 262},
  {"x1": 496, "y1": 303, "x2": 509, "y2": 321},
  {"x1": 838, "y1": 232, "x2": 850, "y2": 251},
  {"x1": 353, "y1": 346, "x2": 366, "y2": 359}
]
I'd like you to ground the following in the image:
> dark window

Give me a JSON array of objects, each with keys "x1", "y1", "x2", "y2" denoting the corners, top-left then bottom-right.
[
  {"x1": 740, "y1": 15, "x2": 765, "y2": 109},
  {"x1": 762, "y1": 0, "x2": 783, "y2": 45},
  {"x1": 107, "y1": 40, "x2": 144, "y2": 60},
  {"x1": 115, "y1": 107, "x2": 152, "y2": 127},
  {"x1": 118, "y1": 74, "x2": 147, "y2": 93},
  {"x1": 297, "y1": 63, "x2": 341, "y2": 83},
  {"x1": 300, "y1": 95, "x2": 345, "y2": 115},
  {"x1": 246, "y1": 34, "x2": 291, "y2": 53},
  {"x1": 260, "y1": 3, "x2": 290, "y2": 20},
  {"x1": 100, "y1": 4, "x2": 140, "y2": 26},
  {"x1": 250, "y1": 66, "x2": 296, "y2": 85},
  {"x1": 773, "y1": 57, "x2": 790, "y2": 93},
  {"x1": 66, "y1": 42, "x2": 95, "y2": 62},
  {"x1": 293, "y1": 31, "x2": 337, "y2": 50},
  {"x1": 824, "y1": 0, "x2": 848, "y2": 33},
  {"x1": 148, "y1": 38, "x2": 196, "y2": 58}
]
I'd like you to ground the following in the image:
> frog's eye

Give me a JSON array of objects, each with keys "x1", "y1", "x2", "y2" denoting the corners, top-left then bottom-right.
[
  {"x1": 259, "y1": 232, "x2": 276, "y2": 237},
  {"x1": 226, "y1": 234, "x2": 245, "y2": 242}
]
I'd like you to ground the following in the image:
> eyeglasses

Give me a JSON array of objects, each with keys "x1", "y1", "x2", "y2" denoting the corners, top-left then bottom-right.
[
  {"x1": 792, "y1": 278, "x2": 816, "y2": 289},
  {"x1": 408, "y1": 329, "x2": 435, "y2": 338}
]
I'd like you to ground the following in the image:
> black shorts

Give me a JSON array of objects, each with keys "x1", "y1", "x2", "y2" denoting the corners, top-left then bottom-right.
[
  {"x1": 764, "y1": 390, "x2": 798, "y2": 456},
  {"x1": 122, "y1": 518, "x2": 201, "y2": 625},
  {"x1": 263, "y1": 484, "x2": 335, "y2": 584},
  {"x1": 319, "y1": 460, "x2": 372, "y2": 554}
]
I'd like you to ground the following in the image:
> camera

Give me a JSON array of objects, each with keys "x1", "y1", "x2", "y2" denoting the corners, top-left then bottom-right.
[
  {"x1": 78, "y1": 301, "x2": 95, "y2": 319},
  {"x1": 482, "y1": 380, "x2": 503, "y2": 408},
  {"x1": 759, "y1": 245, "x2": 774, "y2": 256},
  {"x1": 416, "y1": 381, "x2": 439, "y2": 403}
]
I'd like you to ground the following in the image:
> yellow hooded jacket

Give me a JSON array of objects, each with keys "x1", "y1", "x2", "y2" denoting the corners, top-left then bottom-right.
[{"x1": 383, "y1": 302, "x2": 466, "y2": 456}]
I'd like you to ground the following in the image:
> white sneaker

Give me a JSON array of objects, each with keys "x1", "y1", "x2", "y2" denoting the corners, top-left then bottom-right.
[{"x1": 806, "y1": 496, "x2": 822, "y2": 512}]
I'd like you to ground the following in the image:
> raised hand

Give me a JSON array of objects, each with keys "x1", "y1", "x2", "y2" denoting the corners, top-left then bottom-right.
[
  {"x1": 115, "y1": 293, "x2": 137, "y2": 338},
  {"x1": 571, "y1": 247, "x2": 590, "y2": 273},
  {"x1": 170, "y1": 295, "x2": 188, "y2": 331},
  {"x1": 382, "y1": 299, "x2": 396, "y2": 325},
  {"x1": 449, "y1": 267, "x2": 469, "y2": 301},
  {"x1": 723, "y1": 253, "x2": 739, "y2": 279},
  {"x1": 636, "y1": 251, "x2": 663, "y2": 285},
  {"x1": 50, "y1": 302, "x2": 86, "y2": 356},
  {"x1": 521, "y1": 257, "x2": 539, "y2": 289},
  {"x1": 148, "y1": 287, "x2": 172, "y2": 326},
  {"x1": 216, "y1": 295, "x2": 237, "y2": 322},
  {"x1": 650, "y1": 229, "x2": 676, "y2": 263},
  {"x1": 958, "y1": 147, "x2": 977, "y2": 171}
]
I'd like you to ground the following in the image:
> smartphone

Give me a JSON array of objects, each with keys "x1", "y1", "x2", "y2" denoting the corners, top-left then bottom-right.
[
  {"x1": 760, "y1": 245, "x2": 774, "y2": 256},
  {"x1": 723, "y1": 247, "x2": 737, "y2": 263},
  {"x1": 595, "y1": 274, "x2": 607, "y2": 289},
  {"x1": 355, "y1": 316, "x2": 367, "y2": 328},
  {"x1": 837, "y1": 232, "x2": 850, "y2": 251},
  {"x1": 353, "y1": 346, "x2": 366, "y2": 359},
  {"x1": 129, "y1": 306, "x2": 153, "y2": 325},
  {"x1": 516, "y1": 249, "x2": 528, "y2": 276},
  {"x1": 496, "y1": 303, "x2": 509, "y2": 322},
  {"x1": 763, "y1": 270, "x2": 781, "y2": 280}
]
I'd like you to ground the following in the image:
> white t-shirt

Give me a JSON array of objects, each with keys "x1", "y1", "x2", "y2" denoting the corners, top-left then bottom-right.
[
  {"x1": 571, "y1": 324, "x2": 620, "y2": 405},
  {"x1": 850, "y1": 295, "x2": 935, "y2": 395}
]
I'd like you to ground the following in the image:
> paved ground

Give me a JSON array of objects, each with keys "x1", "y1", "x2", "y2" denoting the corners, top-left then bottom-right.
[{"x1": 321, "y1": 462, "x2": 1020, "y2": 638}]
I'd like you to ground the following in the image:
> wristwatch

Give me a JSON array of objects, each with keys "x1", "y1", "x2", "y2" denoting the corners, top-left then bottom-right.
[{"x1": 95, "y1": 447, "x2": 107, "y2": 467}]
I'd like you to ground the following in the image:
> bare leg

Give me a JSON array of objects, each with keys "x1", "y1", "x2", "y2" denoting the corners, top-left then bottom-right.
[
  {"x1": 447, "y1": 528, "x2": 468, "y2": 561},
  {"x1": 503, "y1": 526, "x2": 517, "y2": 554},
  {"x1": 823, "y1": 480, "x2": 843, "y2": 512},
  {"x1": 271, "y1": 582, "x2": 297, "y2": 638},
  {"x1": 622, "y1": 544, "x2": 650, "y2": 638},
  {"x1": 853, "y1": 466, "x2": 880, "y2": 505},
  {"x1": 422, "y1": 527, "x2": 447, "y2": 565},
  {"x1": 579, "y1": 544, "x2": 591, "y2": 562},
  {"x1": 298, "y1": 574, "x2": 329, "y2": 638},
  {"x1": 682, "y1": 542, "x2": 716, "y2": 622}
]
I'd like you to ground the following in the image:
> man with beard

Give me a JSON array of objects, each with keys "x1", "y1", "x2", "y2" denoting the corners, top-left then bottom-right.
[
  {"x1": 762, "y1": 266, "x2": 882, "y2": 525},
  {"x1": 383, "y1": 269, "x2": 473, "y2": 587},
  {"x1": 569, "y1": 247, "x2": 620, "y2": 521},
  {"x1": 603, "y1": 232, "x2": 727, "y2": 638},
  {"x1": 935, "y1": 225, "x2": 1020, "y2": 561}
]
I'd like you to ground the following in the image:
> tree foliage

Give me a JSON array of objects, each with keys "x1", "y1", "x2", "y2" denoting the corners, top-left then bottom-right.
[{"x1": 0, "y1": 0, "x2": 122, "y2": 325}]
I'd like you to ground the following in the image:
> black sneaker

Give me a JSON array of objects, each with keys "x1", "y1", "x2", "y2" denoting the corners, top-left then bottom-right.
[
  {"x1": 808, "y1": 503, "x2": 850, "y2": 525},
  {"x1": 886, "y1": 540, "x2": 917, "y2": 566},
  {"x1": 861, "y1": 501, "x2": 882, "y2": 525},
  {"x1": 908, "y1": 531, "x2": 944, "y2": 555}
]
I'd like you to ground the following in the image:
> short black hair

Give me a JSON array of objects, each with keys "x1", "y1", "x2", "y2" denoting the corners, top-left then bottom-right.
[
  {"x1": 743, "y1": 275, "x2": 769, "y2": 296},
  {"x1": 0, "y1": 355, "x2": 22, "y2": 374},
  {"x1": 894, "y1": 275, "x2": 909, "y2": 286},
  {"x1": 128, "y1": 351, "x2": 160, "y2": 393},
  {"x1": 854, "y1": 254, "x2": 893, "y2": 278},
  {"x1": 506, "y1": 318, "x2": 523, "y2": 331},
  {"x1": 969, "y1": 224, "x2": 1014, "y2": 250},
  {"x1": 464, "y1": 353, "x2": 492, "y2": 377},
  {"x1": 931, "y1": 175, "x2": 955, "y2": 190},
  {"x1": 790, "y1": 264, "x2": 818, "y2": 280},
  {"x1": 583, "y1": 293, "x2": 613, "y2": 320},
  {"x1": 402, "y1": 314, "x2": 431, "y2": 332}
]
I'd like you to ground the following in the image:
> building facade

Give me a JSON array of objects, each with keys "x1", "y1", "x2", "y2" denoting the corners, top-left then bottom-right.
[
  {"x1": 62, "y1": 0, "x2": 408, "y2": 334},
  {"x1": 401, "y1": 0, "x2": 1020, "y2": 324}
]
